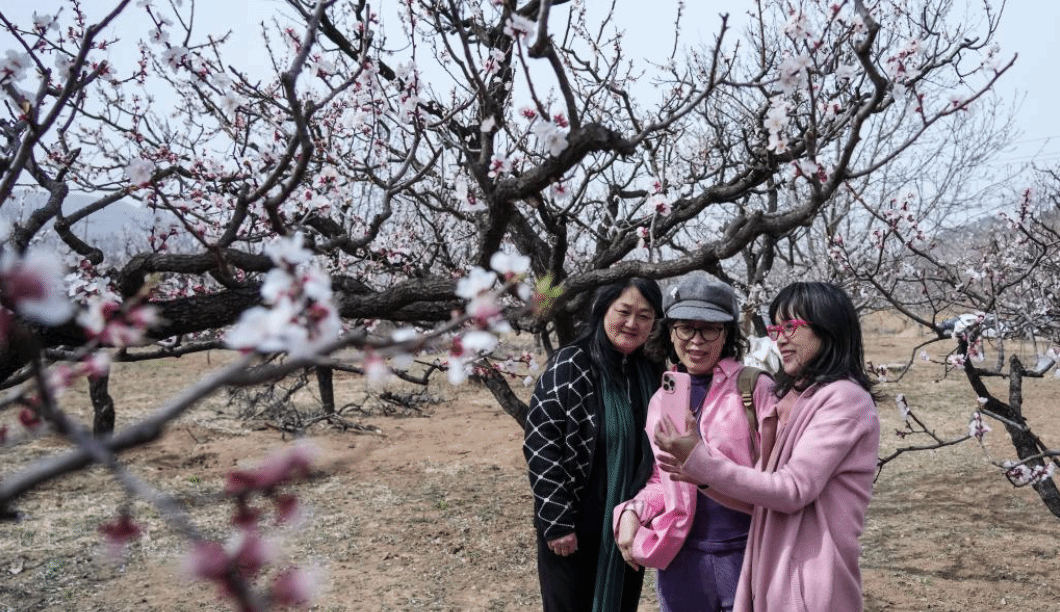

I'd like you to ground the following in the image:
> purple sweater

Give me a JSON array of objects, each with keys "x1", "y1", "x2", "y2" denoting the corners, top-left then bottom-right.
[
  {"x1": 680, "y1": 379, "x2": 880, "y2": 612},
  {"x1": 612, "y1": 358, "x2": 772, "y2": 569}
]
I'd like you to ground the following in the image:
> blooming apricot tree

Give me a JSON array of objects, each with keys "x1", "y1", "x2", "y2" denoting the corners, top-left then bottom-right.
[
  {"x1": 841, "y1": 163, "x2": 1060, "y2": 518},
  {"x1": 0, "y1": 0, "x2": 1029, "y2": 605}
]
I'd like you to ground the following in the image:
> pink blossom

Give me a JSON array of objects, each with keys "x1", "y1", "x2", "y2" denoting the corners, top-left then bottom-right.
[
  {"x1": 161, "y1": 46, "x2": 189, "y2": 71},
  {"x1": 83, "y1": 351, "x2": 112, "y2": 377},
  {"x1": 148, "y1": 26, "x2": 169, "y2": 45},
  {"x1": 466, "y1": 295, "x2": 502, "y2": 323},
  {"x1": 649, "y1": 194, "x2": 672, "y2": 216},
  {"x1": 232, "y1": 530, "x2": 276, "y2": 578},
  {"x1": 225, "y1": 470, "x2": 261, "y2": 497},
  {"x1": 45, "y1": 364, "x2": 76, "y2": 398},
  {"x1": 32, "y1": 12, "x2": 58, "y2": 33},
  {"x1": 183, "y1": 540, "x2": 230, "y2": 581},
  {"x1": 78, "y1": 299, "x2": 161, "y2": 348},
  {"x1": 18, "y1": 407, "x2": 41, "y2": 429},
  {"x1": 784, "y1": 12, "x2": 812, "y2": 40},
  {"x1": 364, "y1": 351, "x2": 392, "y2": 384},
  {"x1": 232, "y1": 501, "x2": 263, "y2": 529},
  {"x1": 637, "y1": 226, "x2": 651, "y2": 250},
  {"x1": 0, "y1": 250, "x2": 74, "y2": 326},
  {"x1": 1003, "y1": 460, "x2": 1055, "y2": 486},
  {"x1": 273, "y1": 493, "x2": 304, "y2": 526},
  {"x1": 489, "y1": 154, "x2": 512, "y2": 178},
  {"x1": 447, "y1": 355, "x2": 469, "y2": 385},
  {"x1": 764, "y1": 98, "x2": 790, "y2": 133},
  {"x1": 265, "y1": 233, "x2": 312, "y2": 267},
  {"x1": 461, "y1": 330, "x2": 498, "y2": 355},
  {"x1": 98, "y1": 513, "x2": 142, "y2": 546},
  {"x1": 768, "y1": 132, "x2": 789, "y2": 154},
  {"x1": 834, "y1": 63, "x2": 856, "y2": 81},
  {"x1": 271, "y1": 566, "x2": 321, "y2": 607},
  {"x1": 483, "y1": 49, "x2": 505, "y2": 77},
  {"x1": 225, "y1": 442, "x2": 318, "y2": 498}
]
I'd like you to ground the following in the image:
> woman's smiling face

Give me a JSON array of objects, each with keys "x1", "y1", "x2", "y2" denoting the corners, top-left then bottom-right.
[
  {"x1": 671, "y1": 320, "x2": 726, "y2": 375},
  {"x1": 772, "y1": 313, "x2": 823, "y2": 378},
  {"x1": 603, "y1": 286, "x2": 656, "y2": 354}
]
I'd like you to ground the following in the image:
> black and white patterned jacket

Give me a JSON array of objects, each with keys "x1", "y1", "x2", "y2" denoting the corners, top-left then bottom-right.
[{"x1": 523, "y1": 339, "x2": 654, "y2": 541}]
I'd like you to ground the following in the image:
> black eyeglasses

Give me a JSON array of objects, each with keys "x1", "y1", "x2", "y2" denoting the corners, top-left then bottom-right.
[{"x1": 671, "y1": 323, "x2": 724, "y2": 342}]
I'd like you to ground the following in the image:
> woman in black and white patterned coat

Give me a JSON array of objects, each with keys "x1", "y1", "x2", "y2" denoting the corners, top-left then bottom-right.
[{"x1": 524, "y1": 278, "x2": 664, "y2": 612}]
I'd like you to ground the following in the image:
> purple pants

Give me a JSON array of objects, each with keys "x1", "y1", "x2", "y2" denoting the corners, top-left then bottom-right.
[{"x1": 655, "y1": 496, "x2": 750, "y2": 612}]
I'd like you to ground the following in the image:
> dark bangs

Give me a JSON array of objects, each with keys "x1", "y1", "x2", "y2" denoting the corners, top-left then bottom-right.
[{"x1": 768, "y1": 282, "x2": 875, "y2": 398}]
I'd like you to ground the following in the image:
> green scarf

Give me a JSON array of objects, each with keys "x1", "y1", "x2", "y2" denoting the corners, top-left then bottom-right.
[{"x1": 592, "y1": 358, "x2": 656, "y2": 612}]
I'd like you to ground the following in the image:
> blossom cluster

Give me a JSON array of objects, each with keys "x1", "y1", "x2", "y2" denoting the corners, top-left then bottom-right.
[
  {"x1": 0, "y1": 247, "x2": 74, "y2": 337},
  {"x1": 224, "y1": 233, "x2": 342, "y2": 359},
  {"x1": 968, "y1": 410, "x2": 991, "y2": 441},
  {"x1": 1003, "y1": 460, "x2": 1056, "y2": 487},
  {"x1": 173, "y1": 442, "x2": 322, "y2": 609},
  {"x1": 446, "y1": 251, "x2": 534, "y2": 384}
]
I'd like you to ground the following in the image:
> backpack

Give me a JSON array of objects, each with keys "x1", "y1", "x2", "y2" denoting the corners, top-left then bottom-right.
[{"x1": 736, "y1": 366, "x2": 769, "y2": 464}]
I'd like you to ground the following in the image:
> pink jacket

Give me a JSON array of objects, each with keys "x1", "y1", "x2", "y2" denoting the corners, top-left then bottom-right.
[
  {"x1": 612, "y1": 358, "x2": 772, "y2": 569},
  {"x1": 680, "y1": 379, "x2": 880, "y2": 612}
]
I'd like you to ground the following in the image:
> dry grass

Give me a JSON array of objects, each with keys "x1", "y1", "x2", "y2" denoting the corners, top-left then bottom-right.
[{"x1": 2, "y1": 316, "x2": 1060, "y2": 611}]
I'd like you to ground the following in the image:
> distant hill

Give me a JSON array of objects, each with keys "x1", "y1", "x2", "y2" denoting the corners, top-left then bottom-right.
[{"x1": 2, "y1": 190, "x2": 175, "y2": 261}]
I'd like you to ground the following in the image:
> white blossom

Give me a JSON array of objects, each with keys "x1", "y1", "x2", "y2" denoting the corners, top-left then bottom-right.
[
  {"x1": 504, "y1": 14, "x2": 536, "y2": 40},
  {"x1": 456, "y1": 267, "x2": 497, "y2": 299},
  {"x1": 391, "y1": 327, "x2": 418, "y2": 343},
  {"x1": 1, "y1": 50, "x2": 32, "y2": 82},
  {"x1": 895, "y1": 394, "x2": 910, "y2": 422},
  {"x1": 531, "y1": 120, "x2": 568, "y2": 157},
  {"x1": 126, "y1": 158, "x2": 155, "y2": 184},
  {"x1": 161, "y1": 46, "x2": 189, "y2": 71},
  {"x1": 490, "y1": 251, "x2": 530, "y2": 276},
  {"x1": 265, "y1": 232, "x2": 312, "y2": 267},
  {"x1": 968, "y1": 411, "x2": 991, "y2": 441},
  {"x1": 32, "y1": 12, "x2": 59, "y2": 32}
]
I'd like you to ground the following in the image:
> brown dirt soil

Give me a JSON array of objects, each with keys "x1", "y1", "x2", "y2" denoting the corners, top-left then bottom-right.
[{"x1": 3, "y1": 314, "x2": 1060, "y2": 611}]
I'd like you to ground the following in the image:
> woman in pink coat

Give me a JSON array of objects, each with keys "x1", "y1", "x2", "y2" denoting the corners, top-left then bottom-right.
[
  {"x1": 613, "y1": 274, "x2": 773, "y2": 612},
  {"x1": 655, "y1": 282, "x2": 881, "y2": 612}
]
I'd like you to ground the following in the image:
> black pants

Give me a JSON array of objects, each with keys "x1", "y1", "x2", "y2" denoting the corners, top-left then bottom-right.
[{"x1": 535, "y1": 528, "x2": 644, "y2": 612}]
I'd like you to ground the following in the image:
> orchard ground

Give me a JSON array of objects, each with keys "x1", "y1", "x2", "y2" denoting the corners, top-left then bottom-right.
[{"x1": 3, "y1": 313, "x2": 1060, "y2": 611}]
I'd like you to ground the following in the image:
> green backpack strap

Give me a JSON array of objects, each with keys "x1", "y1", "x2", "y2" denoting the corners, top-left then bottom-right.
[{"x1": 737, "y1": 366, "x2": 768, "y2": 464}]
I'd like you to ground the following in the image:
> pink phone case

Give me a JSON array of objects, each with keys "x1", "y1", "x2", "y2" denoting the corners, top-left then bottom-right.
[{"x1": 659, "y1": 371, "x2": 692, "y2": 435}]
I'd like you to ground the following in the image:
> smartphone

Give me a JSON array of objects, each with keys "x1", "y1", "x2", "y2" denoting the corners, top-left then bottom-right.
[{"x1": 659, "y1": 371, "x2": 692, "y2": 435}]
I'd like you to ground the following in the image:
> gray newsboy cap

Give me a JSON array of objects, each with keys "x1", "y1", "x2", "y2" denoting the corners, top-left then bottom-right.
[{"x1": 664, "y1": 274, "x2": 738, "y2": 322}]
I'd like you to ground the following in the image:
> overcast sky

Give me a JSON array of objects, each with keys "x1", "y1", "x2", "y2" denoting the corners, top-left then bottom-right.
[
  {"x1": 990, "y1": 2, "x2": 1060, "y2": 168},
  {"x1": 3, "y1": 1, "x2": 1058, "y2": 175}
]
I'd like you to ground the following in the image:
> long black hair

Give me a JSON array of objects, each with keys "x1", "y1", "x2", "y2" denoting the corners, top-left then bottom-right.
[
  {"x1": 768, "y1": 282, "x2": 878, "y2": 399},
  {"x1": 580, "y1": 278, "x2": 664, "y2": 390}
]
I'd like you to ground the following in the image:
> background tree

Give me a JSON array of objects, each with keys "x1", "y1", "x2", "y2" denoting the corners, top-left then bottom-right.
[{"x1": 840, "y1": 161, "x2": 1060, "y2": 516}]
